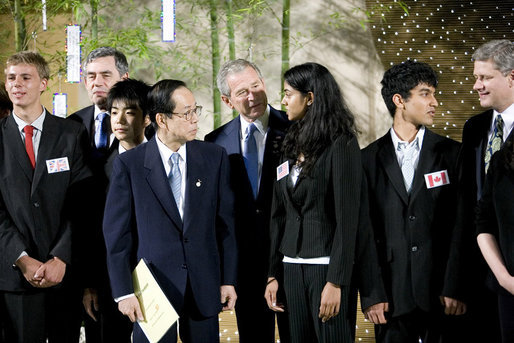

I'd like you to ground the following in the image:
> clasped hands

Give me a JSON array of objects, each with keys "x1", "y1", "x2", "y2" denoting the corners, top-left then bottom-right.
[{"x1": 16, "y1": 255, "x2": 66, "y2": 288}]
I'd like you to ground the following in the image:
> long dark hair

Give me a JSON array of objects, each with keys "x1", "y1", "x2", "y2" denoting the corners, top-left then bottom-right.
[{"x1": 282, "y1": 62, "x2": 357, "y2": 176}]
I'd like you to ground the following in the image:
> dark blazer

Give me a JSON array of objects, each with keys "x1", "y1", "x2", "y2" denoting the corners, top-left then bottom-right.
[
  {"x1": 268, "y1": 133, "x2": 361, "y2": 287},
  {"x1": 361, "y1": 128, "x2": 463, "y2": 317},
  {"x1": 204, "y1": 106, "x2": 290, "y2": 288},
  {"x1": 476, "y1": 133, "x2": 514, "y2": 287},
  {"x1": 0, "y1": 112, "x2": 92, "y2": 291},
  {"x1": 103, "y1": 138, "x2": 237, "y2": 318}
]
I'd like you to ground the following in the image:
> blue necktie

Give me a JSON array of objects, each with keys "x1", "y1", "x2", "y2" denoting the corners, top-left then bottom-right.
[
  {"x1": 169, "y1": 153, "x2": 182, "y2": 212},
  {"x1": 484, "y1": 114, "x2": 504, "y2": 174},
  {"x1": 243, "y1": 124, "x2": 259, "y2": 199},
  {"x1": 95, "y1": 112, "x2": 109, "y2": 149}
]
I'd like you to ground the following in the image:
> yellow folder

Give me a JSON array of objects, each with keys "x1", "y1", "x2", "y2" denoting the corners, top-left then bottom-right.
[{"x1": 133, "y1": 258, "x2": 179, "y2": 343}]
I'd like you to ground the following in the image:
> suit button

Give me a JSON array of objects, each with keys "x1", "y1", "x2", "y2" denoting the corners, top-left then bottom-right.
[
  {"x1": 184, "y1": 238, "x2": 189, "y2": 243},
  {"x1": 256, "y1": 209, "x2": 262, "y2": 214},
  {"x1": 296, "y1": 216, "x2": 301, "y2": 222},
  {"x1": 409, "y1": 215, "x2": 416, "y2": 221},
  {"x1": 33, "y1": 202, "x2": 40, "y2": 208},
  {"x1": 182, "y1": 264, "x2": 187, "y2": 269},
  {"x1": 411, "y1": 246, "x2": 418, "y2": 252}
]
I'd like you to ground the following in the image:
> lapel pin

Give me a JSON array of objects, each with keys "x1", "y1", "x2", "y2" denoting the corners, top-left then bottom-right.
[{"x1": 196, "y1": 179, "x2": 202, "y2": 187}]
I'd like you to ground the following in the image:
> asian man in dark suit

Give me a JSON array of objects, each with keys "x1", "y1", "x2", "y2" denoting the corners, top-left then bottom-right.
[
  {"x1": 457, "y1": 39, "x2": 513, "y2": 342},
  {"x1": 103, "y1": 80, "x2": 238, "y2": 343},
  {"x1": 361, "y1": 60, "x2": 466, "y2": 342},
  {"x1": 204, "y1": 59, "x2": 290, "y2": 343},
  {"x1": 0, "y1": 51, "x2": 92, "y2": 342}
]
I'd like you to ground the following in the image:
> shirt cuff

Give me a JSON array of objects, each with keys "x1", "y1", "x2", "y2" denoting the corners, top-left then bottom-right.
[{"x1": 115, "y1": 293, "x2": 136, "y2": 303}]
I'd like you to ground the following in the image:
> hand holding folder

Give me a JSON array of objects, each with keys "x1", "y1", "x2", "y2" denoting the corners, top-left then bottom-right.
[{"x1": 132, "y1": 258, "x2": 179, "y2": 343}]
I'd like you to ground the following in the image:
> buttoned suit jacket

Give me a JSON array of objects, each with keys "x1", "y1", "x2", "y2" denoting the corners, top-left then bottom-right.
[
  {"x1": 204, "y1": 106, "x2": 290, "y2": 289},
  {"x1": 361, "y1": 129, "x2": 463, "y2": 317},
  {"x1": 476, "y1": 132, "x2": 514, "y2": 288},
  {"x1": 103, "y1": 137, "x2": 237, "y2": 317},
  {"x1": 268, "y1": 133, "x2": 361, "y2": 288},
  {"x1": 0, "y1": 112, "x2": 92, "y2": 291}
]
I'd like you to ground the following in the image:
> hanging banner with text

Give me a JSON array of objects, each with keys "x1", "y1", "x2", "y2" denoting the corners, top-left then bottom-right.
[
  {"x1": 66, "y1": 25, "x2": 81, "y2": 83},
  {"x1": 162, "y1": 0, "x2": 176, "y2": 42}
]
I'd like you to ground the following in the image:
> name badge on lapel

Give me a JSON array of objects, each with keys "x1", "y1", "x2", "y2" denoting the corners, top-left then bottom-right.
[
  {"x1": 46, "y1": 157, "x2": 70, "y2": 174},
  {"x1": 424, "y1": 170, "x2": 449, "y2": 189},
  {"x1": 276, "y1": 161, "x2": 290, "y2": 181}
]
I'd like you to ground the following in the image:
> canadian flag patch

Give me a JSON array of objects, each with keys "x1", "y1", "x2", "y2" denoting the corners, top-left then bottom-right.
[{"x1": 424, "y1": 170, "x2": 450, "y2": 189}]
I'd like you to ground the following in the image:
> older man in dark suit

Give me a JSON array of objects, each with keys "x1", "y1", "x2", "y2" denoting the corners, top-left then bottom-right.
[
  {"x1": 205, "y1": 59, "x2": 290, "y2": 343},
  {"x1": 103, "y1": 80, "x2": 237, "y2": 342},
  {"x1": 458, "y1": 39, "x2": 514, "y2": 343},
  {"x1": 361, "y1": 60, "x2": 466, "y2": 343},
  {"x1": 0, "y1": 51, "x2": 92, "y2": 342}
]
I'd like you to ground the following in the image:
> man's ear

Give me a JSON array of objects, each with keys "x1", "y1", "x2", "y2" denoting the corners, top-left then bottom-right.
[
  {"x1": 143, "y1": 114, "x2": 151, "y2": 127},
  {"x1": 221, "y1": 95, "x2": 234, "y2": 110},
  {"x1": 392, "y1": 94, "x2": 405, "y2": 110}
]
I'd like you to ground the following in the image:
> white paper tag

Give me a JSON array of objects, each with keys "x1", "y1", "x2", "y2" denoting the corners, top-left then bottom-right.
[
  {"x1": 424, "y1": 170, "x2": 449, "y2": 189},
  {"x1": 53, "y1": 93, "x2": 67, "y2": 118},
  {"x1": 162, "y1": 0, "x2": 176, "y2": 42},
  {"x1": 46, "y1": 157, "x2": 70, "y2": 173},
  {"x1": 276, "y1": 161, "x2": 290, "y2": 181}
]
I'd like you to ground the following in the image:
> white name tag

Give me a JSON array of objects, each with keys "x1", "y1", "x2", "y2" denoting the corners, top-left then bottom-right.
[
  {"x1": 276, "y1": 161, "x2": 290, "y2": 181},
  {"x1": 46, "y1": 157, "x2": 70, "y2": 173},
  {"x1": 424, "y1": 170, "x2": 449, "y2": 189}
]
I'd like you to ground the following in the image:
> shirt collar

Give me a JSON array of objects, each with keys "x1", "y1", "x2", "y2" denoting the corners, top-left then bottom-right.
[
  {"x1": 239, "y1": 105, "x2": 270, "y2": 138},
  {"x1": 390, "y1": 125, "x2": 425, "y2": 151},
  {"x1": 156, "y1": 135, "x2": 187, "y2": 167},
  {"x1": 12, "y1": 106, "x2": 46, "y2": 133},
  {"x1": 118, "y1": 136, "x2": 148, "y2": 154},
  {"x1": 493, "y1": 103, "x2": 514, "y2": 135}
]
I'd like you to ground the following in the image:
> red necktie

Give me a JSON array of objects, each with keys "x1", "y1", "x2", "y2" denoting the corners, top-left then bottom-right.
[{"x1": 24, "y1": 125, "x2": 36, "y2": 169}]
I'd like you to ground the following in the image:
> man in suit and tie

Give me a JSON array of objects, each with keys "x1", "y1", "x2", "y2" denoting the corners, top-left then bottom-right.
[
  {"x1": 103, "y1": 79, "x2": 238, "y2": 342},
  {"x1": 361, "y1": 60, "x2": 467, "y2": 342},
  {"x1": 78, "y1": 78, "x2": 152, "y2": 342},
  {"x1": 68, "y1": 47, "x2": 133, "y2": 342},
  {"x1": 457, "y1": 39, "x2": 514, "y2": 342},
  {"x1": 205, "y1": 59, "x2": 290, "y2": 343},
  {"x1": 0, "y1": 51, "x2": 92, "y2": 342}
]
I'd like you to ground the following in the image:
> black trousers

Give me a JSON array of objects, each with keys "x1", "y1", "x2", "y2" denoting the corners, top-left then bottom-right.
[
  {"x1": 133, "y1": 279, "x2": 219, "y2": 343},
  {"x1": 82, "y1": 286, "x2": 133, "y2": 343},
  {"x1": 498, "y1": 292, "x2": 514, "y2": 343},
  {"x1": 283, "y1": 263, "x2": 352, "y2": 343},
  {"x1": 0, "y1": 286, "x2": 82, "y2": 343},
  {"x1": 235, "y1": 277, "x2": 290, "y2": 343}
]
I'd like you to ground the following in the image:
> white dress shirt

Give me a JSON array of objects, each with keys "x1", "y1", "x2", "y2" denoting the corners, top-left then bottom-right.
[
  {"x1": 390, "y1": 126, "x2": 425, "y2": 171},
  {"x1": 488, "y1": 103, "x2": 514, "y2": 143}
]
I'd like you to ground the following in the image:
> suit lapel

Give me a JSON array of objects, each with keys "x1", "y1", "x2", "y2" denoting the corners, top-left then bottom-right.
[
  {"x1": 217, "y1": 118, "x2": 241, "y2": 155},
  {"x1": 144, "y1": 138, "x2": 183, "y2": 230},
  {"x1": 183, "y1": 141, "x2": 202, "y2": 232},
  {"x1": 32, "y1": 112, "x2": 59, "y2": 193},
  {"x1": 4, "y1": 115, "x2": 33, "y2": 182},
  {"x1": 377, "y1": 133, "x2": 409, "y2": 205},
  {"x1": 409, "y1": 130, "x2": 438, "y2": 200}
]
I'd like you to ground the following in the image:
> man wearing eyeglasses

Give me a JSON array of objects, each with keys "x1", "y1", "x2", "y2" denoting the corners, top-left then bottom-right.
[{"x1": 103, "y1": 79, "x2": 237, "y2": 342}]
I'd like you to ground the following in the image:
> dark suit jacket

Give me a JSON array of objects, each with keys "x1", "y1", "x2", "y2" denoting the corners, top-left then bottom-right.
[
  {"x1": 204, "y1": 106, "x2": 290, "y2": 289},
  {"x1": 0, "y1": 112, "x2": 92, "y2": 291},
  {"x1": 103, "y1": 138, "x2": 237, "y2": 317},
  {"x1": 361, "y1": 128, "x2": 463, "y2": 317},
  {"x1": 268, "y1": 133, "x2": 361, "y2": 287},
  {"x1": 476, "y1": 133, "x2": 514, "y2": 294}
]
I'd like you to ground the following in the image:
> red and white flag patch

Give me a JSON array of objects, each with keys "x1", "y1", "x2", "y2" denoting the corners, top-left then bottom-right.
[{"x1": 424, "y1": 170, "x2": 449, "y2": 189}]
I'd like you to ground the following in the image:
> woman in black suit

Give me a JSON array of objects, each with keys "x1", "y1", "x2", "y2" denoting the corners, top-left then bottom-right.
[
  {"x1": 477, "y1": 132, "x2": 514, "y2": 343},
  {"x1": 264, "y1": 62, "x2": 361, "y2": 343}
]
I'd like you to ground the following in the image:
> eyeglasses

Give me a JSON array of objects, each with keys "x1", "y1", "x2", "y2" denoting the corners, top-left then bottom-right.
[{"x1": 171, "y1": 106, "x2": 202, "y2": 121}]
